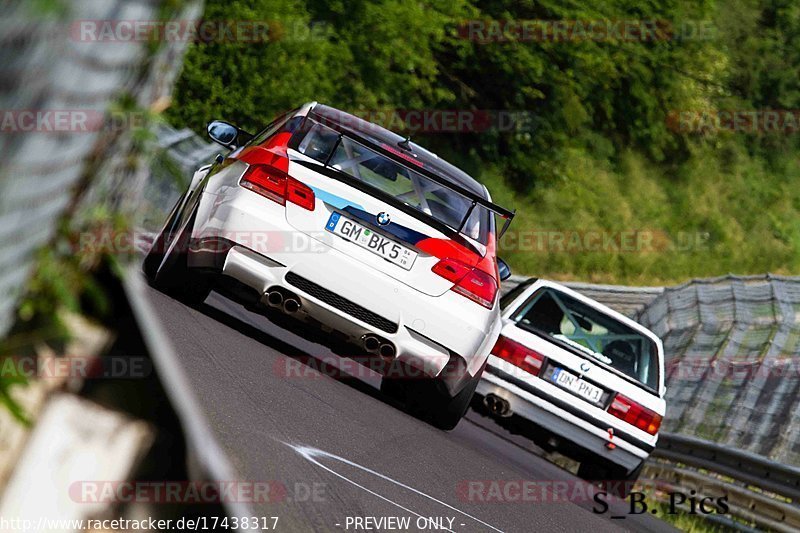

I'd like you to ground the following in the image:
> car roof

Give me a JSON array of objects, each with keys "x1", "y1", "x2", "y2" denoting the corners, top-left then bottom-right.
[{"x1": 308, "y1": 103, "x2": 487, "y2": 197}]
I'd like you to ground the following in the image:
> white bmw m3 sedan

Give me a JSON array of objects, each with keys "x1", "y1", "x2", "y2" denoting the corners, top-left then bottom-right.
[{"x1": 144, "y1": 102, "x2": 515, "y2": 429}]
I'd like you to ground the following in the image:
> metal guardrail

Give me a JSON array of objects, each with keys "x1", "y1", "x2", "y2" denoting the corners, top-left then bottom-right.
[
  {"x1": 644, "y1": 462, "x2": 796, "y2": 532},
  {"x1": 655, "y1": 433, "x2": 800, "y2": 502},
  {"x1": 646, "y1": 433, "x2": 800, "y2": 532}
]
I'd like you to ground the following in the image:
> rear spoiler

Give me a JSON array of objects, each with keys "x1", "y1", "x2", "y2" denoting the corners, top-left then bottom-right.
[
  {"x1": 459, "y1": 202, "x2": 515, "y2": 241},
  {"x1": 305, "y1": 111, "x2": 516, "y2": 239}
]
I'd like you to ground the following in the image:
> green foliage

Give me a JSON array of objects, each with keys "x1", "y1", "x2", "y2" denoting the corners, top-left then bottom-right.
[
  {"x1": 168, "y1": 0, "x2": 800, "y2": 284},
  {"x1": 1, "y1": 203, "x2": 131, "y2": 422},
  {"x1": 475, "y1": 146, "x2": 800, "y2": 284},
  {"x1": 0, "y1": 355, "x2": 29, "y2": 424},
  {"x1": 14, "y1": 206, "x2": 129, "y2": 336}
]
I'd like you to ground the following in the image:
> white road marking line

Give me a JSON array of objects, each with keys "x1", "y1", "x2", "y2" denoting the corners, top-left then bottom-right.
[{"x1": 286, "y1": 442, "x2": 504, "y2": 533}]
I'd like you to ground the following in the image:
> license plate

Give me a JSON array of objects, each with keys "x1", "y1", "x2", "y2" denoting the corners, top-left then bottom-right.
[
  {"x1": 551, "y1": 367, "x2": 604, "y2": 404},
  {"x1": 325, "y1": 212, "x2": 418, "y2": 270}
]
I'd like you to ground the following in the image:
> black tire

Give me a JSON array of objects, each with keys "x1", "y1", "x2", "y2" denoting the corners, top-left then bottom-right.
[
  {"x1": 144, "y1": 200, "x2": 211, "y2": 307},
  {"x1": 578, "y1": 459, "x2": 644, "y2": 498},
  {"x1": 381, "y1": 361, "x2": 483, "y2": 431},
  {"x1": 380, "y1": 360, "x2": 416, "y2": 404},
  {"x1": 428, "y1": 371, "x2": 481, "y2": 430},
  {"x1": 143, "y1": 193, "x2": 186, "y2": 282}
]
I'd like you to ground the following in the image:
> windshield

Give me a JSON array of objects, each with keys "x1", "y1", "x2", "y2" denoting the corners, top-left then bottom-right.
[
  {"x1": 296, "y1": 120, "x2": 491, "y2": 245},
  {"x1": 512, "y1": 287, "x2": 659, "y2": 390}
]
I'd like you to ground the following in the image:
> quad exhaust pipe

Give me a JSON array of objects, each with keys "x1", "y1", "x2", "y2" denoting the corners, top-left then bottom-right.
[
  {"x1": 265, "y1": 289, "x2": 301, "y2": 313},
  {"x1": 363, "y1": 335, "x2": 396, "y2": 358},
  {"x1": 483, "y1": 394, "x2": 511, "y2": 417}
]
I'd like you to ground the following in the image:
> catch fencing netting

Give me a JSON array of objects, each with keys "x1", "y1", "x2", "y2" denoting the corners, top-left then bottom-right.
[{"x1": 637, "y1": 274, "x2": 800, "y2": 465}]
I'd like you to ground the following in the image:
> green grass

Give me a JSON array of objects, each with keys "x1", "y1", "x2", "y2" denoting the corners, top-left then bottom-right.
[
  {"x1": 471, "y1": 144, "x2": 800, "y2": 285},
  {"x1": 652, "y1": 502, "x2": 729, "y2": 533}
]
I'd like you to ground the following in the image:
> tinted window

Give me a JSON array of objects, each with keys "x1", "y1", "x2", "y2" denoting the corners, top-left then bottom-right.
[{"x1": 512, "y1": 288, "x2": 659, "y2": 389}]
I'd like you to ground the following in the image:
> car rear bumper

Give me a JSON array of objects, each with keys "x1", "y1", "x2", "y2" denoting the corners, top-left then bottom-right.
[
  {"x1": 188, "y1": 231, "x2": 499, "y2": 396},
  {"x1": 476, "y1": 365, "x2": 653, "y2": 472},
  {"x1": 187, "y1": 187, "x2": 503, "y2": 393}
]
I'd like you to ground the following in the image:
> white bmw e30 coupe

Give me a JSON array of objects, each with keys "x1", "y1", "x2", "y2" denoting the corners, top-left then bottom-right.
[{"x1": 475, "y1": 278, "x2": 665, "y2": 491}]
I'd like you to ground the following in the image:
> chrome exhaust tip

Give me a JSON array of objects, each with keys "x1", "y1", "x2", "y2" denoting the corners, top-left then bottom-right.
[
  {"x1": 363, "y1": 335, "x2": 381, "y2": 353},
  {"x1": 283, "y1": 298, "x2": 301, "y2": 314},
  {"x1": 484, "y1": 394, "x2": 510, "y2": 417},
  {"x1": 266, "y1": 290, "x2": 284, "y2": 307},
  {"x1": 483, "y1": 394, "x2": 496, "y2": 411},
  {"x1": 379, "y1": 343, "x2": 396, "y2": 358}
]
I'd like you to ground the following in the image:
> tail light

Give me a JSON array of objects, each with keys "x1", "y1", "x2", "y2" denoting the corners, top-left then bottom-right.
[
  {"x1": 241, "y1": 163, "x2": 315, "y2": 211},
  {"x1": 431, "y1": 258, "x2": 498, "y2": 309},
  {"x1": 607, "y1": 393, "x2": 662, "y2": 435},
  {"x1": 490, "y1": 335, "x2": 545, "y2": 376}
]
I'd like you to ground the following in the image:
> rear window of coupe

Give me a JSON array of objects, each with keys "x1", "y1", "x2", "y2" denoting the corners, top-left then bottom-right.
[{"x1": 511, "y1": 287, "x2": 659, "y2": 390}]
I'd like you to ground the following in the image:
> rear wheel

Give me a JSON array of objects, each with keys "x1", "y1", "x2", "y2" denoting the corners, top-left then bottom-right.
[
  {"x1": 381, "y1": 361, "x2": 482, "y2": 431},
  {"x1": 144, "y1": 201, "x2": 211, "y2": 306},
  {"x1": 427, "y1": 372, "x2": 481, "y2": 430},
  {"x1": 143, "y1": 193, "x2": 185, "y2": 281}
]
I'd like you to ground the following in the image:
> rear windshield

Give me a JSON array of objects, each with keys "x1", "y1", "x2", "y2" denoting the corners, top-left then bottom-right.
[
  {"x1": 295, "y1": 120, "x2": 492, "y2": 245},
  {"x1": 511, "y1": 287, "x2": 659, "y2": 390}
]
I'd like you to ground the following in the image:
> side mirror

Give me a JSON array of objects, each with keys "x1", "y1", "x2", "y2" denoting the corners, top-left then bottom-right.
[
  {"x1": 497, "y1": 257, "x2": 512, "y2": 281},
  {"x1": 207, "y1": 120, "x2": 240, "y2": 148}
]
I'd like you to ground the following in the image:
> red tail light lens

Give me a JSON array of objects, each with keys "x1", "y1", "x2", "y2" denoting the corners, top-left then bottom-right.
[
  {"x1": 431, "y1": 258, "x2": 498, "y2": 309},
  {"x1": 490, "y1": 335, "x2": 545, "y2": 376},
  {"x1": 241, "y1": 164, "x2": 315, "y2": 211},
  {"x1": 241, "y1": 164, "x2": 287, "y2": 204},
  {"x1": 286, "y1": 178, "x2": 315, "y2": 210},
  {"x1": 607, "y1": 393, "x2": 662, "y2": 435},
  {"x1": 431, "y1": 258, "x2": 471, "y2": 282}
]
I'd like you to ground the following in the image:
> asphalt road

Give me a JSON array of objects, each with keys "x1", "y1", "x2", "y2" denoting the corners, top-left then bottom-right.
[{"x1": 143, "y1": 282, "x2": 677, "y2": 533}]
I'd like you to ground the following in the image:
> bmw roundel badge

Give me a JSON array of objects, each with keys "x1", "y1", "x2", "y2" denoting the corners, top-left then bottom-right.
[{"x1": 376, "y1": 212, "x2": 391, "y2": 226}]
